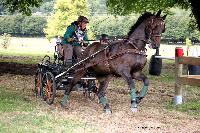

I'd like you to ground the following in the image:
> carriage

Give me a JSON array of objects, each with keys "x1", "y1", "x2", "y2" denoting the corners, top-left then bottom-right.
[
  {"x1": 34, "y1": 11, "x2": 166, "y2": 113},
  {"x1": 34, "y1": 41, "x2": 98, "y2": 105}
]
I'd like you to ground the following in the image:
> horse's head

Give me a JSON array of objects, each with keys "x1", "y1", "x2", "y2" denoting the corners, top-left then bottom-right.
[{"x1": 145, "y1": 11, "x2": 166, "y2": 49}]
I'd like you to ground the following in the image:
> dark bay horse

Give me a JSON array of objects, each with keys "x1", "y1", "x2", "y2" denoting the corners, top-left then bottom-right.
[{"x1": 60, "y1": 11, "x2": 166, "y2": 113}]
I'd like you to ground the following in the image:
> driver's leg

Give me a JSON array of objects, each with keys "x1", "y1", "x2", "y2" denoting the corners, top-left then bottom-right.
[
  {"x1": 63, "y1": 44, "x2": 73, "y2": 66},
  {"x1": 73, "y1": 46, "x2": 83, "y2": 60}
]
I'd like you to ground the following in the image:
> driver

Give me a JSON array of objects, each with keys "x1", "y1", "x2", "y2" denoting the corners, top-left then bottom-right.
[{"x1": 62, "y1": 16, "x2": 89, "y2": 66}]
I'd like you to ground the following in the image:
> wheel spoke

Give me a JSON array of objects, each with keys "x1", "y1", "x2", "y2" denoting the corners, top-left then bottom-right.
[
  {"x1": 42, "y1": 72, "x2": 56, "y2": 104},
  {"x1": 34, "y1": 69, "x2": 42, "y2": 97},
  {"x1": 47, "y1": 79, "x2": 52, "y2": 99}
]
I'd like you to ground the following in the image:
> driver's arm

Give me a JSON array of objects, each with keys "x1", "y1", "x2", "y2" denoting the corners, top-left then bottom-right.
[{"x1": 63, "y1": 26, "x2": 74, "y2": 44}]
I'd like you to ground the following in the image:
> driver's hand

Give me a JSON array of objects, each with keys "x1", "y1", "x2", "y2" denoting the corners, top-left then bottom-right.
[
  {"x1": 67, "y1": 38, "x2": 74, "y2": 42},
  {"x1": 81, "y1": 41, "x2": 88, "y2": 47},
  {"x1": 82, "y1": 42, "x2": 88, "y2": 47}
]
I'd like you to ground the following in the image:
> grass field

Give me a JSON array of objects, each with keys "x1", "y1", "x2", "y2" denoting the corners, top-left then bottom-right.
[
  {"x1": 1, "y1": 37, "x2": 199, "y2": 57},
  {"x1": 0, "y1": 37, "x2": 200, "y2": 132},
  {"x1": 0, "y1": 88, "x2": 96, "y2": 133}
]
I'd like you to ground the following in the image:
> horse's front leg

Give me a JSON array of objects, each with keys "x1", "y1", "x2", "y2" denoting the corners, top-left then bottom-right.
[
  {"x1": 96, "y1": 76, "x2": 111, "y2": 114},
  {"x1": 120, "y1": 70, "x2": 138, "y2": 112},
  {"x1": 60, "y1": 69, "x2": 86, "y2": 107},
  {"x1": 132, "y1": 72, "x2": 149, "y2": 104}
]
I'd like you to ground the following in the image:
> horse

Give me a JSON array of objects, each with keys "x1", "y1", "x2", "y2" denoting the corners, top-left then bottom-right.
[{"x1": 60, "y1": 11, "x2": 166, "y2": 113}]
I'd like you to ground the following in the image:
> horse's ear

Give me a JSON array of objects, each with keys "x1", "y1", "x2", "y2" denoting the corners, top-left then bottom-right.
[
  {"x1": 156, "y1": 10, "x2": 162, "y2": 17},
  {"x1": 162, "y1": 15, "x2": 167, "y2": 20}
]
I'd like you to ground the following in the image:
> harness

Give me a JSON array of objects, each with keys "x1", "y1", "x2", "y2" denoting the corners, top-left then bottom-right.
[
  {"x1": 77, "y1": 39, "x2": 147, "y2": 73},
  {"x1": 103, "y1": 40, "x2": 147, "y2": 72}
]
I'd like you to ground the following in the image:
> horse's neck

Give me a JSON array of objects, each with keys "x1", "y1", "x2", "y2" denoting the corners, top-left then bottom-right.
[{"x1": 129, "y1": 23, "x2": 147, "y2": 50}]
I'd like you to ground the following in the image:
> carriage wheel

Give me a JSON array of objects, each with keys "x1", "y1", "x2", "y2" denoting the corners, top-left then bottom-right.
[
  {"x1": 34, "y1": 68, "x2": 43, "y2": 98},
  {"x1": 42, "y1": 72, "x2": 56, "y2": 105}
]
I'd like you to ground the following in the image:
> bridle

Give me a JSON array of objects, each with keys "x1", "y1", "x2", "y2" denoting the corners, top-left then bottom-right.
[
  {"x1": 145, "y1": 17, "x2": 165, "y2": 46},
  {"x1": 125, "y1": 16, "x2": 165, "y2": 50}
]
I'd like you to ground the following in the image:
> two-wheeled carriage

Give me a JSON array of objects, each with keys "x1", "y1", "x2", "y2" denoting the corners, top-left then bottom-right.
[{"x1": 34, "y1": 41, "x2": 98, "y2": 105}]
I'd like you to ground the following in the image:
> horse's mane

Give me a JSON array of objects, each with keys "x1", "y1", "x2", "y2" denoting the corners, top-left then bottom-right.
[{"x1": 128, "y1": 12, "x2": 154, "y2": 37}]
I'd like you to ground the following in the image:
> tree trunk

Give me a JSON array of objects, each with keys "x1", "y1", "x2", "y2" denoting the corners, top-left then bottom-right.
[{"x1": 189, "y1": 0, "x2": 200, "y2": 30}]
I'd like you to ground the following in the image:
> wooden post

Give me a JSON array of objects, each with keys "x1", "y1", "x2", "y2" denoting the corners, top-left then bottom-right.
[
  {"x1": 174, "y1": 57, "x2": 183, "y2": 104},
  {"x1": 174, "y1": 47, "x2": 184, "y2": 105}
]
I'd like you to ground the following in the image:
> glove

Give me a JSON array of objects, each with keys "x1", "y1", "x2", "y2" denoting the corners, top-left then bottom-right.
[
  {"x1": 67, "y1": 38, "x2": 74, "y2": 42},
  {"x1": 81, "y1": 41, "x2": 89, "y2": 47},
  {"x1": 83, "y1": 43, "x2": 88, "y2": 47}
]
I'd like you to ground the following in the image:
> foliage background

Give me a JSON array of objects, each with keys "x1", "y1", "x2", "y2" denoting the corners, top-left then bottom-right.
[{"x1": 0, "y1": 0, "x2": 199, "y2": 40}]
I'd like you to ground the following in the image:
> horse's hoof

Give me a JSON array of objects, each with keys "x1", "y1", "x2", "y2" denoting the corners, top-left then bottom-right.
[
  {"x1": 136, "y1": 97, "x2": 143, "y2": 104},
  {"x1": 131, "y1": 107, "x2": 138, "y2": 112},
  {"x1": 104, "y1": 104, "x2": 112, "y2": 114},
  {"x1": 131, "y1": 100, "x2": 138, "y2": 112},
  {"x1": 104, "y1": 108, "x2": 112, "y2": 114}
]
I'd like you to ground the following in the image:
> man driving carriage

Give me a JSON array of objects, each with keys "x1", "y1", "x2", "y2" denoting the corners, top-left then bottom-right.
[{"x1": 62, "y1": 16, "x2": 89, "y2": 66}]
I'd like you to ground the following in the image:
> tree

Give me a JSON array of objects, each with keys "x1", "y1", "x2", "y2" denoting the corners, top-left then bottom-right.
[
  {"x1": 90, "y1": 15, "x2": 138, "y2": 37},
  {"x1": 32, "y1": 1, "x2": 54, "y2": 15},
  {"x1": 44, "y1": 0, "x2": 89, "y2": 39},
  {"x1": 1, "y1": 0, "x2": 43, "y2": 15},
  {"x1": 88, "y1": 0, "x2": 107, "y2": 15},
  {"x1": 21, "y1": 16, "x2": 47, "y2": 36},
  {"x1": 0, "y1": 15, "x2": 47, "y2": 36},
  {"x1": 106, "y1": 0, "x2": 200, "y2": 30}
]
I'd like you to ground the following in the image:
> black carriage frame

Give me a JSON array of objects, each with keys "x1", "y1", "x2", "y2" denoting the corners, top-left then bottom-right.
[{"x1": 34, "y1": 43, "x2": 98, "y2": 105}]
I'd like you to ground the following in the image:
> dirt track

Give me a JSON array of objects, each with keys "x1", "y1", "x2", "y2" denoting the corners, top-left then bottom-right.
[
  {"x1": 0, "y1": 61, "x2": 200, "y2": 133},
  {"x1": 0, "y1": 62, "x2": 37, "y2": 76}
]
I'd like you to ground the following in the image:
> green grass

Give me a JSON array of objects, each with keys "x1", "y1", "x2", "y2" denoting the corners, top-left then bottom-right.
[
  {"x1": 146, "y1": 60, "x2": 200, "y2": 116},
  {"x1": 0, "y1": 87, "x2": 97, "y2": 133},
  {"x1": 0, "y1": 112, "x2": 95, "y2": 133},
  {"x1": 1, "y1": 37, "x2": 200, "y2": 128},
  {"x1": 0, "y1": 55, "x2": 44, "y2": 65},
  {"x1": 0, "y1": 87, "x2": 36, "y2": 112},
  {"x1": 167, "y1": 100, "x2": 200, "y2": 116},
  {"x1": 166, "y1": 84, "x2": 200, "y2": 116},
  {"x1": 0, "y1": 55, "x2": 55, "y2": 65},
  {"x1": 0, "y1": 50, "x2": 53, "y2": 57},
  {"x1": 0, "y1": 37, "x2": 55, "y2": 64},
  {"x1": 145, "y1": 60, "x2": 175, "y2": 83},
  {"x1": 0, "y1": 37, "x2": 54, "y2": 64}
]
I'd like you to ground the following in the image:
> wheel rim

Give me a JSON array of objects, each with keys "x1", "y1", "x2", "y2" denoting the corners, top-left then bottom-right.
[
  {"x1": 43, "y1": 72, "x2": 56, "y2": 104},
  {"x1": 45, "y1": 78, "x2": 53, "y2": 100},
  {"x1": 34, "y1": 69, "x2": 42, "y2": 97}
]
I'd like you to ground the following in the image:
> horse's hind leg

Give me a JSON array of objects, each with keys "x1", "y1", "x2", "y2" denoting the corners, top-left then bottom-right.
[
  {"x1": 132, "y1": 72, "x2": 149, "y2": 104},
  {"x1": 60, "y1": 69, "x2": 86, "y2": 107},
  {"x1": 96, "y1": 76, "x2": 111, "y2": 114},
  {"x1": 120, "y1": 70, "x2": 138, "y2": 112}
]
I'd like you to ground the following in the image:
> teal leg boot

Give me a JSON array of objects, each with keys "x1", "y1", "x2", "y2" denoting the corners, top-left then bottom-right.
[
  {"x1": 137, "y1": 85, "x2": 148, "y2": 104},
  {"x1": 99, "y1": 96, "x2": 111, "y2": 114},
  {"x1": 130, "y1": 88, "x2": 138, "y2": 112},
  {"x1": 60, "y1": 94, "x2": 69, "y2": 108}
]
